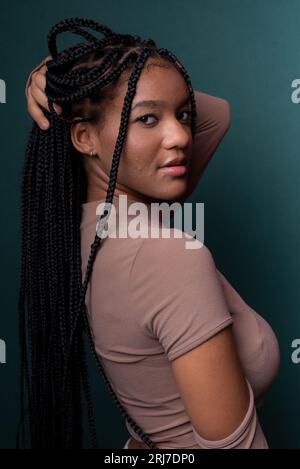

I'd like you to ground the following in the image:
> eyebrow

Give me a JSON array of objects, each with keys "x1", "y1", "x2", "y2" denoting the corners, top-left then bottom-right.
[{"x1": 131, "y1": 95, "x2": 190, "y2": 111}]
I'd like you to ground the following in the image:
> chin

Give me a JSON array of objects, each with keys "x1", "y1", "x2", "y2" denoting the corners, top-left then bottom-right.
[{"x1": 157, "y1": 181, "x2": 188, "y2": 203}]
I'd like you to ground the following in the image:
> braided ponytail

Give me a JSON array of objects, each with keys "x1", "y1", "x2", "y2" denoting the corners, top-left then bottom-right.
[{"x1": 18, "y1": 17, "x2": 197, "y2": 449}]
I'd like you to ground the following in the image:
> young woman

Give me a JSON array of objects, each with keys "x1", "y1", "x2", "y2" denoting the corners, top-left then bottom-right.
[{"x1": 20, "y1": 17, "x2": 280, "y2": 449}]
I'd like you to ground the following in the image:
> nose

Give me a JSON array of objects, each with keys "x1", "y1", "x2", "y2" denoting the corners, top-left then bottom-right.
[{"x1": 162, "y1": 118, "x2": 191, "y2": 150}]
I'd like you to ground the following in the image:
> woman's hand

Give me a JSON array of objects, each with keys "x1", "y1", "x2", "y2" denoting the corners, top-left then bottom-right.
[{"x1": 25, "y1": 56, "x2": 62, "y2": 130}]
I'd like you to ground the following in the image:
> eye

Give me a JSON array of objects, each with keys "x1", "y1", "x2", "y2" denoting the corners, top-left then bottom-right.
[
  {"x1": 136, "y1": 114, "x2": 157, "y2": 125},
  {"x1": 179, "y1": 109, "x2": 192, "y2": 123},
  {"x1": 135, "y1": 110, "x2": 191, "y2": 126}
]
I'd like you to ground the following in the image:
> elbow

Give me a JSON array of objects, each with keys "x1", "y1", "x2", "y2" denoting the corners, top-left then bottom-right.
[{"x1": 219, "y1": 98, "x2": 231, "y2": 135}]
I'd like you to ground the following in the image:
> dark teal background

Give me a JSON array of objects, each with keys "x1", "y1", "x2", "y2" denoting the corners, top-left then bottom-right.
[{"x1": 0, "y1": 0, "x2": 299, "y2": 448}]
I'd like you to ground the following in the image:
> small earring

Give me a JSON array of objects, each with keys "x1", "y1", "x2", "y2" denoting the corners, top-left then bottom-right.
[{"x1": 90, "y1": 150, "x2": 96, "y2": 157}]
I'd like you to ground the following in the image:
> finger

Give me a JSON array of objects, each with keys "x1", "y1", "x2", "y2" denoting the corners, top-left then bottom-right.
[
  {"x1": 30, "y1": 81, "x2": 50, "y2": 113},
  {"x1": 27, "y1": 86, "x2": 49, "y2": 130},
  {"x1": 43, "y1": 55, "x2": 53, "y2": 68},
  {"x1": 32, "y1": 69, "x2": 46, "y2": 93},
  {"x1": 32, "y1": 68, "x2": 62, "y2": 115}
]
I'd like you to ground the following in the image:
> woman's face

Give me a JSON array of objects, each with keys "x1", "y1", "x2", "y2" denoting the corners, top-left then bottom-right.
[{"x1": 72, "y1": 57, "x2": 194, "y2": 204}]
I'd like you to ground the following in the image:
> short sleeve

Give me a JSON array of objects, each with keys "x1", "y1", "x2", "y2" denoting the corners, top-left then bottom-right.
[{"x1": 129, "y1": 232, "x2": 234, "y2": 362}]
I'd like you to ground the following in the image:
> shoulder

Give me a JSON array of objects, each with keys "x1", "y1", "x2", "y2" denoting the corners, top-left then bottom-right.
[
  {"x1": 129, "y1": 227, "x2": 225, "y2": 308},
  {"x1": 131, "y1": 228, "x2": 214, "y2": 277}
]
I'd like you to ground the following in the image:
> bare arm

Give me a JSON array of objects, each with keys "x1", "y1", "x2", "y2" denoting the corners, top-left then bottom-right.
[{"x1": 171, "y1": 325, "x2": 268, "y2": 448}]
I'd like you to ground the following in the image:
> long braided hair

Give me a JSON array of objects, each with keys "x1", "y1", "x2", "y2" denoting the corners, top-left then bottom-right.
[{"x1": 17, "y1": 17, "x2": 198, "y2": 449}]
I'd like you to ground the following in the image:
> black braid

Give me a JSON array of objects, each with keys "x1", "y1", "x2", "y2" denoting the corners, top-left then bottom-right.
[{"x1": 17, "y1": 17, "x2": 197, "y2": 449}]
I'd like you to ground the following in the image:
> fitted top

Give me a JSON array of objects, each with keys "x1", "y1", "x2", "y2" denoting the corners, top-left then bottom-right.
[
  {"x1": 80, "y1": 197, "x2": 280, "y2": 449},
  {"x1": 79, "y1": 91, "x2": 281, "y2": 449}
]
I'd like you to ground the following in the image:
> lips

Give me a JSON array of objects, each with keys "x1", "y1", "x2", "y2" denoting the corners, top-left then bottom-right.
[
  {"x1": 159, "y1": 156, "x2": 189, "y2": 168},
  {"x1": 159, "y1": 165, "x2": 187, "y2": 175}
]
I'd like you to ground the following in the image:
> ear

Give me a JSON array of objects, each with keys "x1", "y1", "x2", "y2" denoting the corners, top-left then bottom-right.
[{"x1": 70, "y1": 119, "x2": 98, "y2": 155}]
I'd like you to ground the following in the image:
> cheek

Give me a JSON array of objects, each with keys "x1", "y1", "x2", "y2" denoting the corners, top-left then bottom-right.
[
  {"x1": 122, "y1": 151, "x2": 155, "y2": 182},
  {"x1": 118, "y1": 151, "x2": 147, "y2": 180},
  {"x1": 100, "y1": 123, "x2": 159, "y2": 181},
  {"x1": 120, "y1": 132, "x2": 159, "y2": 175}
]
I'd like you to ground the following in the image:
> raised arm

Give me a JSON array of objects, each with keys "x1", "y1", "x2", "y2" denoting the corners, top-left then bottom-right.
[
  {"x1": 25, "y1": 61, "x2": 231, "y2": 195},
  {"x1": 179, "y1": 90, "x2": 231, "y2": 202},
  {"x1": 25, "y1": 59, "x2": 230, "y2": 139}
]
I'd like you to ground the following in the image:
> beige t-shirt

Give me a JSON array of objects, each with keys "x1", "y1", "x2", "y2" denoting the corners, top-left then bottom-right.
[
  {"x1": 79, "y1": 92, "x2": 280, "y2": 449},
  {"x1": 80, "y1": 198, "x2": 280, "y2": 448}
]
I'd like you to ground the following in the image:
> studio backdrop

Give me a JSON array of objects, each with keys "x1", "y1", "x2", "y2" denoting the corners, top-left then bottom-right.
[{"x1": 0, "y1": 0, "x2": 299, "y2": 449}]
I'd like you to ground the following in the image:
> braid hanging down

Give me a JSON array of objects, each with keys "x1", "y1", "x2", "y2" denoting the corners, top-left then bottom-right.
[{"x1": 17, "y1": 16, "x2": 198, "y2": 449}]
